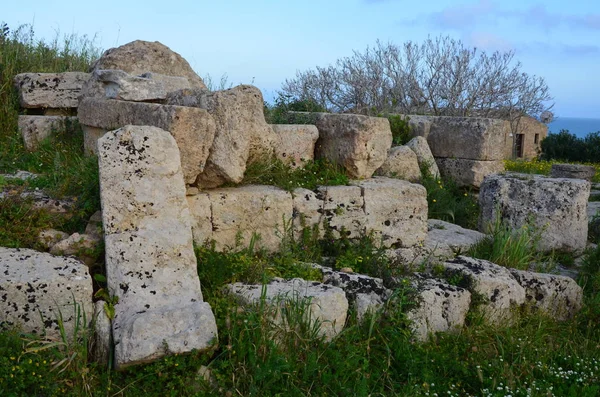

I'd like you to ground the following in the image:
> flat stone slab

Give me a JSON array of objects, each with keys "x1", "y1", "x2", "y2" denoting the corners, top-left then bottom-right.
[
  {"x1": 0, "y1": 247, "x2": 93, "y2": 339},
  {"x1": 225, "y1": 278, "x2": 348, "y2": 341},
  {"x1": 13, "y1": 72, "x2": 89, "y2": 109},
  {"x1": 551, "y1": 163, "x2": 596, "y2": 181}
]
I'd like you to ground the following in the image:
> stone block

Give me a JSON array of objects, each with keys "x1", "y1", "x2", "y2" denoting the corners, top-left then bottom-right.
[
  {"x1": 291, "y1": 188, "x2": 324, "y2": 239},
  {"x1": 0, "y1": 247, "x2": 93, "y2": 339},
  {"x1": 271, "y1": 124, "x2": 319, "y2": 168},
  {"x1": 18, "y1": 115, "x2": 78, "y2": 151},
  {"x1": 13, "y1": 72, "x2": 89, "y2": 109},
  {"x1": 436, "y1": 158, "x2": 504, "y2": 188},
  {"x1": 375, "y1": 145, "x2": 421, "y2": 182},
  {"x1": 550, "y1": 163, "x2": 596, "y2": 181},
  {"x1": 405, "y1": 136, "x2": 440, "y2": 179},
  {"x1": 187, "y1": 193, "x2": 213, "y2": 246},
  {"x1": 479, "y1": 173, "x2": 590, "y2": 253},
  {"x1": 79, "y1": 97, "x2": 216, "y2": 184},
  {"x1": 317, "y1": 185, "x2": 365, "y2": 239}
]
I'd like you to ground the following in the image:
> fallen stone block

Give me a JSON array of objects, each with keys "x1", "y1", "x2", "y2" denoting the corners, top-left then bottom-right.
[
  {"x1": 98, "y1": 125, "x2": 217, "y2": 369},
  {"x1": 49, "y1": 232, "x2": 101, "y2": 266},
  {"x1": 0, "y1": 247, "x2": 93, "y2": 339},
  {"x1": 313, "y1": 113, "x2": 392, "y2": 179},
  {"x1": 225, "y1": 278, "x2": 348, "y2": 341},
  {"x1": 18, "y1": 115, "x2": 78, "y2": 151},
  {"x1": 78, "y1": 97, "x2": 216, "y2": 184},
  {"x1": 271, "y1": 124, "x2": 319, "y2": 168},
  {"x1": 375, "y1": 145, "x2": 421, "y2": 182},
  {"x1": 13, "y1": 72, "x2": 89, "y2": 109},
  {"x1": 37, "y1": 229, "x2": 69, "y2": 250},
  {"x1": 92, "y1": 300, "x2": 112, "y2": 366},
  {"x1": 550, "y1": 163, "x2": 596, "y2": 181},
  {"x1": 436, "y1": 158, "x2": 504, "y2": 188},
  {"x1": 207, "y1": 185, "x2": 293, "y2": 252},
  {"x1": 479, "y1": 173, "x2": 590, "y2": 253},
  {"x1": 405, "y1": 136, "x2": 440, "y2": 179},
  {"x1": 317, "y1": 185, "x2": 365, "y2": 239}
]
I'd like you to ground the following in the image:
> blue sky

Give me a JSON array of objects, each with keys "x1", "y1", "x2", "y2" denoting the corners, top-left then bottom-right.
[{"x1": 5, "y1": 0, "x2": 600, "y2": 118}]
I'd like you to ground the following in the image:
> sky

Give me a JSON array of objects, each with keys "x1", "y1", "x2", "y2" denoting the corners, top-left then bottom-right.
[{"x1": 4, "y1": 0, "x2": 600, "y2": 118}]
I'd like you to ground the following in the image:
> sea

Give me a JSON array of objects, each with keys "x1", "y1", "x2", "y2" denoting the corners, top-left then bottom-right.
[{"x1": 547, "y1": 117, "x2": 600, "y2": 139}]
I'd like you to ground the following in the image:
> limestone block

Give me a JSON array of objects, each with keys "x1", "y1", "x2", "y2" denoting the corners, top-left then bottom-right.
[
  {"x1": 90, "y1": 40, "x2": 206, "y2": 89},
  {"x1": 550, "y1": 163, "x2": 596, "y2": 181},
  {"x1": 84, "y1": 210, "x2": 104, "y2": 240},
  {"x1": 317, "y1": 185, "x2": 365, "y2": 239},
  {"x1": 49, "y1": 232, "x2": 101, "y2": 266},
  {"x1": 208, "y1": 185, "x2": 293, "y2": 252},
  {"x1": 318, "y1": 265, "x2": 391, "y2": 322},
  {"x1": 427, "y1": 117, "x2": 507, "y2": 160},
  {"x1": 187, "y1": 193, "x2": 213, "y2": 246},
  {"x1": 81, "y1": 69, "x2": 191, "y2": 102},
  {"x1": 424, "y1": 219, "x2": 486, "y2": 261},
  {"x1": 92, "y1": 300, "x2": 112, "y2": 366},
  {"x1": 271, "y1": 124, "x2": 319, "y2": 168},
  {"x1": 37, "y1": 229, "x2": 69, "y2": 250},
  {"x1": 313, "y1": 113, "x2": 392, "y2": 179},
  {"x1": 436, "y1": 158, "x2": 504, "y2": 188},
  {"x1": 0, "y1": 247, "x2": 93, "y2": 339},
  {"x1": 225, "y1": 278, "x2": 348, "y2": 341},
  {"x1": 98, "y1": 125, "x2": 217, "y2": 369},
  {"x1": 510, "y1": 270, "x2": 583, "y2": 321},
  {"x1": 375, "y1": 145, "x2": 421, "y2": 182},
  {"x1": 352, "y1": 177, "x2": 428, "y2": 248},
  {"x1": 18, "y1": 115, "x2": 78, "y2": 151},
  {"x1": 408, "y1": 276, "x2": 471, "y2": 341},
  {"x1": 443, "y1": 256, "x2": 526, "y2": 324},
  {"x1": 78, "y1": 97, "x2": 216, "y2": 184},
  {"x1": 402, "y1": 115, "x2": 434, "y2": 139},
  {"x1": 479, "y1": 173, "x2": 590, "y2": 253},
  {"x1": 13, "y1": 72, "x2": 89, "y2": 109},
  {"x1": 405, "y1": 136, "x2": 440, "y2": 179},
  {"x1": 291, "y1": 188, "x2": 324, "y2": 239}
]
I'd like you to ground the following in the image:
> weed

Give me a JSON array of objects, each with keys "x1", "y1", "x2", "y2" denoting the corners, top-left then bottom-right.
[{"x1": 421, "y1": 172, "x2": 479, "y2": 229}]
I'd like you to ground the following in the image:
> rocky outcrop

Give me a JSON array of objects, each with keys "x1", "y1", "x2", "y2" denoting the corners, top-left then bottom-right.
[
  {"x1": 13, "y1": 72, "x2": 89, "y2": 109},
  {"x1": 225, "y1": 278, "x2": 348, "y2": 341},
  {"x1": 271, "y1": 124, "x2": 319, "y2": 168},
  {"x1": 436, "y1": 158, "x2": 504, "y2": 188},
  {"x1": 405, "y1": 136, "x2": 440, "y2": 179},
  {"x1": 375, "y1": 145, "x2": 421, "y2": 182},
  {"x1": 550, "y1": 164, "x2": 596, "y2": 181},
  {"x1": 98, "y1": 125, "x2": 217, "y2": 369},
  {"x1": 90, "y1": 40, "x2": 206, "y2": 89},
  {"x1": 78, "y1": 97, "x2": 216, "y2": 184},
  {"x1": 479, "y1": 173, "x2": 590, "y2": 253},
  {"x1": 313, "y1": 113, "x2": 392, "y2": 179},
  {"x1": 0, "y1": 247, "x2": 93, "y2": 339}
]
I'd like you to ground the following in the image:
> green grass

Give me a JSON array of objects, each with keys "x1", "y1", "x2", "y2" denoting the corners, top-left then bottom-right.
[
  {"x1": 505, "y1": 158, "x2": 600, "y2": 183},
  {"x1": 421, "y1": 172, "x2": 479, "y2": 229}
]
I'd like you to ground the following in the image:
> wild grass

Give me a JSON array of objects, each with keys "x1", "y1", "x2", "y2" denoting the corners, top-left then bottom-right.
[
  {"x1": 421, "y1": 172, "x2": 479, "y2": 229},
  {"x1": 505, "y1": 158, "x2": 600, "y2": 183}
]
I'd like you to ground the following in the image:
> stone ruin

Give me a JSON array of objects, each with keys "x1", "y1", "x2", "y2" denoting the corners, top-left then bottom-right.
[{"x1": 1, "y1": 40, "x2": 589, "y2": 368}]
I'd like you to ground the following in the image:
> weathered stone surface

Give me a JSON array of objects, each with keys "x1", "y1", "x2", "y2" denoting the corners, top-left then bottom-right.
[
  {"x1": 37, "y1": 229, "x2": 69, "y2": 250},
  {"x1": 18, "y1": 115, "x2": 78, "y2": 151},
  {"x1": 92, "y1": 300, "x2": 111, "y2": 366},
  {"x1": 405, "y1": 136, "x2": 440, "y2": 179},
  {"x1": 49, "y1": 232, "x2": 101, "y2": 266},
  {"x1": 291, "y1": 188, "x2": 324, "y2": 239},
  {"x1": 190, "y1": 86, "x2": 277, "y2": 188},
  {"x1": 271, "y1": 124, "x2": 319, "y2": 168},
  {"x1": 352, "y1": 178, "x2": 428, "y2": 248},
  {"x1": 0, "y1": 189, "x2": 75, "y2": 214},
  {"x1": 318, "y1": 265, "x2": 391, "y2": 321},
  {"x1": 78, "y1": 97, "x2": 216, "y2": 184},
  {"x1": 425, "y1": 219, "x2": 486, "y2": 260},
  {"x1": 550, "y1": 163, "x2": 596, "y2": 181},
  {"x1": 90, "y1": 40, "x2": 206, "y2": 89},
  {"x1": 0, "y1": 247, "x2": 93, "y2": 339},
  {"x1": 401, "y1": 115, "x2": 434, "y2": 139},
  {"x1": 187, "y1": 193, "x2": 213, "y2": 246},
  {"x1": 313, "y1": 113, "x2": 392, "y2": 179},
  {"x1": 436, "y1": 158, "x2": 504, "y2": 188},
  {"x1": 81, "y1": 69, "x2": 191, "y2": 102},
  {"x1": 208, "y1": 185, "x2": 293, "y2": 252},
  {"x1": 408, "y1": 276, "x2": 471, "y2": 341},
  {"x1": 376, "y1": 145, "x2": 421, "y2": 182},
  {"x1": 479, "y1": 173, "x2": 590, "y2": 253},
  {"x1": 225, "y1": 278, "x2": 348, "y2": 341},
  {"x1": 510, "y1": 270, "x2": 583, "y2": 321},
  {"x1": 442, "y1": 256, "x2": 526, "y2": 324},
  {"x1": 317, "y1": 185, "x2": 365, "y2": 239},
  {"x1": 427, "y1": 117, "x2": 506, "y2": 160},
  {"x1": 84, "y1": 210, "x2": 103, "y2": 240},
  {"x1": 98, "y1": 125, "x2": 217, "y2": 369},
  {"x1": 13, "y1": 72, "x2": 89, "y2": 109}
]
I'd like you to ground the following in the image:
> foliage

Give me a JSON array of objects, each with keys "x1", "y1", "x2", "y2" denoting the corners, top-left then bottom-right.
[
  {"x1": 505, "y1": 156, "x2": 600, "y2": 183},
  {"x1": 540, "y1": 130, "x2": 600, "y2": 165},
  {"x1": 241, "y1": 156, "x2": 349, "y2": 191},
  {"x1": 384, "y1": 114, "x2": 412, "y2": 145},
  {"x1": 280, "y1": 35, "x2": 553, "y2": 121},
  {"x1": 578, "y1": 244, "x2": 600, "y2": 295},
  {"x1": 264, "y1": 93, "x2": 326, "y2": 124}
]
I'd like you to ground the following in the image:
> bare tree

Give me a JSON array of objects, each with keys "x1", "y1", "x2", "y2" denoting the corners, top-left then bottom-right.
[{"x1": 280, "y1": 36, "x2": 553, "y2": 121}]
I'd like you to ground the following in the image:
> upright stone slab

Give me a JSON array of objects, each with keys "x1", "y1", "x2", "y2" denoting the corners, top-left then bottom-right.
[
  {"x1": 79, "y1": 98, "x2": 216, "y2": 184},
  {"x1": 313, "y1": 113, "x2": 392, "y2": 179},
  {"x1": 405, "y1": 136, "x2": 440, "y2": 179},
  {"x1": 479, "y1": 173, "x2": 590, "y2": 253},
  {"x1": 436, "y1": 158, "x2": 504, "y2": 188},
  {"x1": 0, "y1": 247, "x2": 93, "y2": 339},
  {"x1": 98, "y1": 125, "x2": 217, "y2": 369},
  {"x1": 13, "y1": 72, "x2": 89, "y2": 109},
  {"x1": 351, "y1": 177, "x2": 427, "y2": 248},
  {"x1": 18, "y1": 115, "x2": 78, "y2": 151}
]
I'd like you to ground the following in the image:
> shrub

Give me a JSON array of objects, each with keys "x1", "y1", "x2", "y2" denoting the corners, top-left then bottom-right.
[
  {"x1": 383, "y1": 114, "x2": 412, "y2": 145},
  {"x1": 540, "y1": 129, "x2": 600, "y2": 164}
]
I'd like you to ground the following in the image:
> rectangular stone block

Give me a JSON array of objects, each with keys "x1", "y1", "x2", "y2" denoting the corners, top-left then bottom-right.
[
  {"x1": 436, "y1": 158, "x2": 505, "y2": 188},
  {"x1": 79, "y1": 97, "x2": 216, "y2": 184},
  {"x1": 98, "y1": 125, "x2": 217, "y2": 369},
  {"x1": 427, "y1": 117, "x2": 507, "y2": 161},
  {"x1": 13, "y1": 72, "x2": 89, "y2": 109},
  {"x1": 18, "y1": 115, "x2": 78, "y2": 151},
  {"x1": 317, "y1": 185, "x2": 365, "y2": 239},
  {"x1": 271, "y1": 124, "x2": 319, "y2": 168},
  {"x1": 352, "y1": 177, "x2": 428, "y2": 248},
  {"x1": 291, "y1": 188, "x2": 324, "y2": 239},
  {"x1": 208, "y1": 185, "x2": 293, "y2": 252}
]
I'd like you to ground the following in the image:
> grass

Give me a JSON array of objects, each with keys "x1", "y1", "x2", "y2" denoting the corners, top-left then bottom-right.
[{"x1": 505, "y1": 158, "x2": 600, "y2": 183}]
